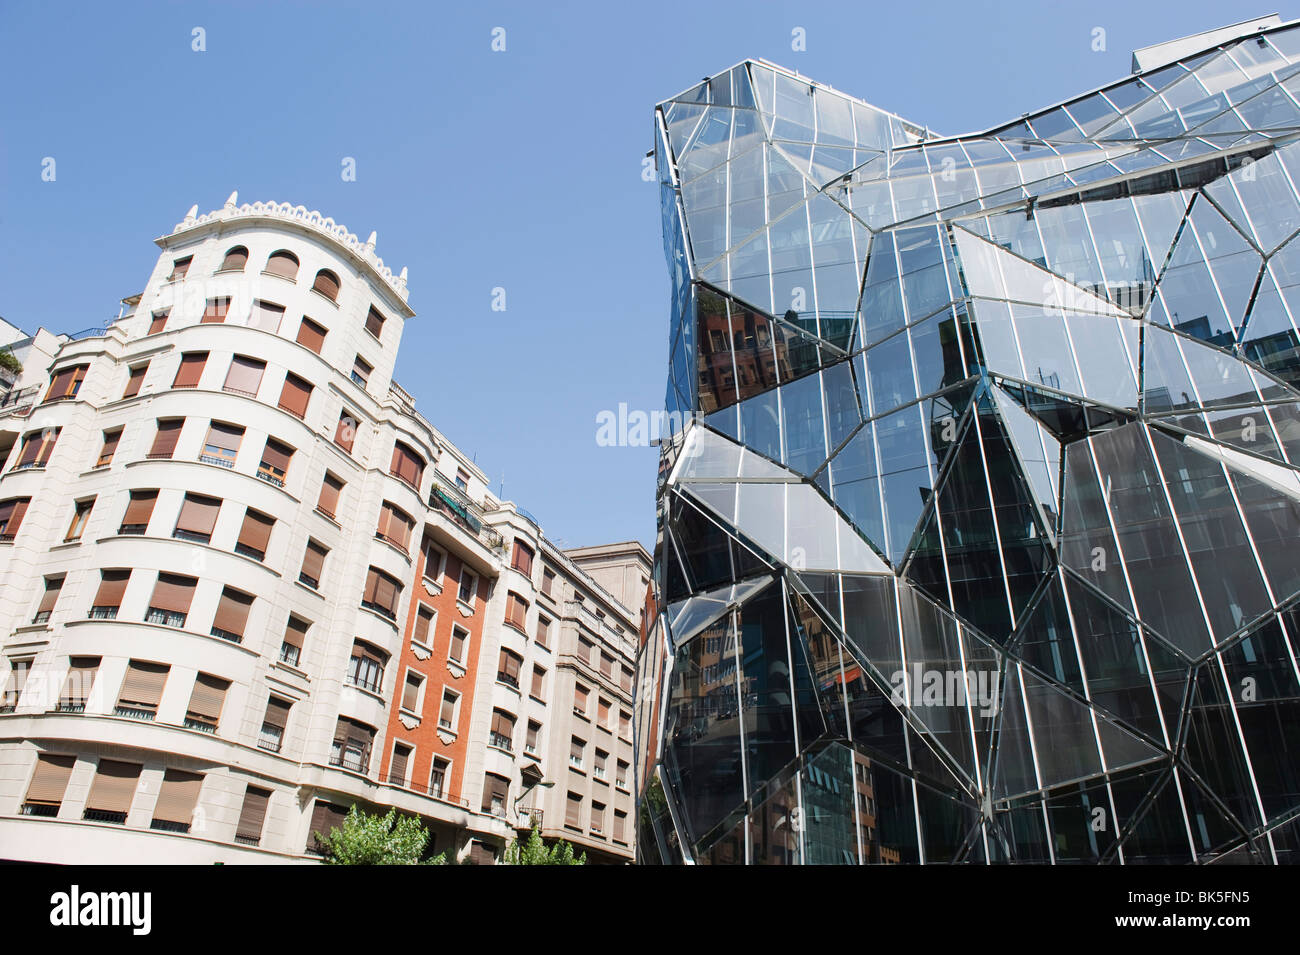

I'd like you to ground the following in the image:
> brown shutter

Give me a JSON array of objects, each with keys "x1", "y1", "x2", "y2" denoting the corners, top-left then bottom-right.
[
  {"x1": 172, "y1": 353, "x2": 206, "y2": 388},
  {"x1": 44, "y1": 367, "x2": 75, "y2": 401},
  {"x1": 149, "y1": 420, "x2": 183, "y2": 458},
  {"x1": 212, "y1": 588, "x2": 253, "y2": 636},
  {"x1": 201, "y1": 298, "x2": 230, "y2": 323},
  {"x1": 150, "y1": 573, "x2": 196, "y2": 614},
  {"x1": 37, "y1": 577, "x2": 64, "y2": 616},
  {"x1": 401, "y1": 674, "x2": 421, "y2": 711},
  {"x1": 265, "y1": 250, "x2": 298, "y2": 279},
  {"x1": 148, "y1": 311, "x2": 169, "y2": 335},
  {"x1": 366, "y1": 569, "x2": 399, "y2": 614},
  {"x1": 531, "y1": 667, "x2": 544, "y2": 698},
  {"x1": 204, "y1": 422, "x2": 243, "y2": 455},
  {"x1": 263, "y1": 697, "x2": 291, "y2": 729},
  {"x1": 3, "y1": 660, "x2": 30, "y2": 707},
  {"x1": 221, "y1": 247, "x2": 248, "y2": 271},
  {"x1": 186, "y1": 673, "x2": 228, "y2": 722},
  {"x1": 122, "y1": 490, "x2": 158, "y2": 528},
  {"x1": 317, "y1": 474, "x2": 342, "y2": 516},
  {"x1": 491, "y1": 710, "x2": 515, "y2": 738},
  {"x1": 175, "y1": 494, "x2": 221, "y2": 537},
  {"x1": 312, "y1": 271, "x2": 340, "y2": 300},
  {"x1": 390, "y1": 442, "x2": 424, "y2": 488},
  {"x1": 118, "y1": 661, "x2": 168, "y2": 708},
  {"x1": 98, "y1": 430, "x2": 122, "y2": 465},
  {"x1": 250, "y1": 300, "x2": 285, "y2": 332},
  {"x1": 93, "y1": 570, "x2": 131, "y2": 608},
  {"x1": 566, "y1": 793, "x2": 582, "y2": 827},
  {"x1": 296, "y1": 318, "x2": 327, "y2": 353},
  {"x1": 598, "y1": 699, "x2": 610, "y2": 725},
  {"x1": 334, "y1": 412, "x2": 358, "y2": 452},
  {"x1": 123, "y1": 365, "x2": 147, "y2": 398},
  {"x1": 499, "y1": 649, "x2": 521, "y2": 682},
  {"x1": 169, "y1": 257, "x2": 192, "y2": 280},
  {"x1": 260, "y1": 438, "x2": 293, "y2": 473},
  {"x1": 283, "y1": 616, "x2": 308, "y2": 651},
  {"x1": 278, "y1": 374, "x2": 312, "y2": 418},
  {"x1": 413, "y1": 606, "x2": 433, "y2": 644},
  {"x1": 440, "y1": 693, "x2": 455, "y2": 725},
  {"x1": 365, "y1": 306, "x2": 385, "y2": 337},
  {"x1": 237, "y1": 509, "x2": 274, "y2": 555},
  {"x1": 308, "y1": 800, "x2": 346, "y2": 846},
  {"x1": 26, "y1": 754, "x2": 76, "y2": 806},
  {"x1": 16, "y1": 434, "x2": 40, "y2": 467},
  {"x1": 301, "y1": 541, "x2": 327, "y2": 582},
  {"x1": 85, "y1": 760, "x2": 142, "y2": 814},
  {"x1": 236, "y1": 786, "x2": 270, "y2": 842},
  {"x1": 59, "y1": 657, "x2": 98, "y2": 707},
  {"x1": 0, "y1": 497, "x2": 29, "y2": 536},
  {"x1": 389, "y1": 745, "x2": 410, "y2": 784},
  {"x1": 151, "y1": 769, "x2": 203, "y2": 825},
  {"x1": 223, "y1": 356, "x2": 265, "y2": 395},
  {"x1": 575, "y1": 685, "x2": 589, "y2": 711}
]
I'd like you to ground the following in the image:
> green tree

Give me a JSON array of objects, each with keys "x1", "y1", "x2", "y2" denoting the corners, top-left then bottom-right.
[
  {"x1": 0, "y1": 349, "x2": 22, "y2": 376},
  {"x1": 501, "y1": 822, "x2": 586, "y2": 865},
  {"x1": 316, "y1": 805, "x2": 445, "y2": 865}
]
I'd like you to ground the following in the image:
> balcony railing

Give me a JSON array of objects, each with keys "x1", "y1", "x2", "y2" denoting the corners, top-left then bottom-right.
[
  {"x1": 88, "y1": 606, "x2": 119, "y2": 620},
  {"x1": 428, "y1": 472, "x2": 502, "y2": 548},
  {"x1": 118, "y1": 524, "x2": 147, "y2": 535},
  {"x1": 234, "y1": 834, "x2": 261, "y2": 846},
  {"x1": 21, "y1": 803, "x2": 59, "y2": 817},
  {"x1": 55, "y1": 702, "x2": 85, "y2": 713},
  {"x1": 234, "y1": 542, "x2": 264, "y2": 561},
  {"x1": 145, "y1": 608, "x2": 186, "y2": 628},
  {"x1": 150, "y1": 819, "x2": 190, "y2": 834},
  {"x1": 257, "y1": 726, "x2": 282, "y2": 752},
  {"x1": 298, "y1": 571, "x2": 319, "y2": 590},
  {"x1": 329, "y1": 750, "x2": 370, "y2": 774},
  {"x1": 497, "y1": 671, "x2": 519, "y2": 689},
  {"x1": 172, "y1": 529, "x2": 211, "y2": 544},
  {"x1": 489, "y1": 732, "x2": 513, "y2": 752},
  {"x1": 198, "y1": 453, "x2": 235, "y2": 469},
  {"x1": 256, "y1": 468, "x2": 285, "y2": 488},
  {"x1": 346, "y1": 671, "x2": 383, "y2": 694},
  {"x1": 209, "y1": 626, "x2": 243, "y2": 644},
  {"x1": 83, "y1": 809, "x2": 127, "y2": 825},
  {"x1": 183, "y1": 716, "x2": 217, "y2": 733},
  {"x1": 517, "y1": 807, "x2": 543, "y2": 829},
  {"x1": 114, "y1": 704, "x2": 156, "y2": 720},
  {"x1": 279, "y1": 643, "x2": 300, "y2": 666},
  {"x1": 360, "y1": 600, "x2": 396, "y2": 622}
]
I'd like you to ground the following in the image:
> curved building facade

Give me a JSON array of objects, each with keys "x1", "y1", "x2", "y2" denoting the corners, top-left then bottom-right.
[{"x1": 638, "y1": 17, "x2": 1300, "y2": 864}]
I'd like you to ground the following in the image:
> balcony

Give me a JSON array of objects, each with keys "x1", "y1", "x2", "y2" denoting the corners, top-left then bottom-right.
[
  {"x1": 209, "y1": 626, "x2": 243, "y2": 644},
  {"x1": 88, "y1": 607, "x2": 119, "y2": 620},
  {"x1": 329, "y1": 750, "x2": 370, "y2": 774},
  {"x1": 183, "y1": 716, "x2": 217, "y2": 733},
  {"x1": 172, "y1": 529, "x2": 211, "y2": 545},
  {"x1": 150, "y1": 819, "x2": 190, "y2": 834},
  {"x1": 145, "y1": 608, "x2": 186, "y2": 628},
  {"x1": 427, "y1": 472, "x2": 502, "y2": 548},
  {"x1": 114, "y1": 704, "x2": 156, "y2": 721},
  {"x1": 256, "y1": 467, "x2": 285, "y2": 488},
  {"x1": 257, "y1": 725, "x2": 282, "y2": 752},
  {"x1": 489, "y1": 732, "x2": 513, "y2": 752},
  {"x1": 55, "y1": 703, "x2": 85, "y2": 714},
  {"x1": 516, "y1": 807, "x2": 543, "y2": 830},
  {"x1": 21, "y1": 803, "x2": 59, "y2": 817},
  {"x1": 198, "y1": 453, "x2": 235, "y2": 469},
  {"x1": 83, "y1": 809, "x2": 127, "y2": 825}
]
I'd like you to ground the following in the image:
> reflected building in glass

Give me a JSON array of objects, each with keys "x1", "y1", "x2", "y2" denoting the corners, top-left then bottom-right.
[{"x1": 636, "y1": 15, "x2": 1300, "y2": 864}]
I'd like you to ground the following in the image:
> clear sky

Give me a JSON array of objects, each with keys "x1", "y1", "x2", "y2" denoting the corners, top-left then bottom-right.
[{"x1": 0, "y1": 0, "x2": 1267, "y2": 550}]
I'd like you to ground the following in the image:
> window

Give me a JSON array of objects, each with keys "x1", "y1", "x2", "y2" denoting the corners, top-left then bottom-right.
[
  {"x1": 579, "y1": 638, "x2": 595, "y2": 668},
  {"x1": 504, "y1": 592, "x2": 528, "y2": 631},
  {"x1": 574, "y1": 684, "x2": 589, "y2": 718},
  {"x1": 330, "y1": 717, "x2": 375, "y2": 773},
  {"x1": 148, "y1": 418, "x2": 184, "y2": 459},
  {"x1": 235, "y1": 786, "x2": 271, "y2": 846},
  {"x1": 594, "y1": 749, "x2": 608, "y2": 781},
  {"x1": 389, "y1": 743, "x2": 412, "y2": 788},
  {"x1": 223, "y1": 356, "x2": 265, "y2": 397},
  {"x1": 201, "y1": 297, "x2": 230, "y2": 323},
  {"x1": 616, "y1": 759, "x2": 630, "y2": 789},
  {"x1": 412, "y1": 604, "x2": 434, "y2": 647},
  {"x1": 598, "y1": 697, "x2": 611, "y2": 728},
  {"x1": 362, "y1": 566, "x2": 402, "y2": 620},
  {"x1": 257, "y1": 438, "x2": 294, "y2": 487},
  {"x1": 421, "y1": 537, "x2": 444, "y2": 582},
  {"x1": 22, "y1": 754, "x2": 76, "y2": 816},
  {"x1": 334, "y1": 410, "x2": 358, "y2": 453},
  {"x1": 84, "y1": 760, "x2": 142, "y2": 824},
  {"x1": 119, "y1": 489, "x2": 158, "y2": 534},
  {"x1": 458, "y1": 568, "x2": 477, "y2": 605},
  {"x1": 278, "y1": 373, "x2": 312, "y2": 419},
  {"x1": 600, "y1": 652, "x2": 614, "y2": 680},
  {"x1": 296, "y1": 317, "x2": 327, "y2": 353},
  {"x1": 401, "y1": 670, "x2": 424, "y2": 713},
  {"x1": 530, "y1": 665, "x2": 546, "y2": 702},
  {"x1": 90, "y1": 569, "x2": 130, "y2": 619},
  {"x1": 210, "y1": 587, "x2": 253, "y2": 643},
  {"x1": 566, "y1": 792, "x2": 583, "y2": 830},
  {"x1": 1, "y1": 658, "x2": 30, "y2": 712},
  {"x1": 219, "y1": 246, "x2": 248, "y2": 271},
  {"x1": 264, "y1": 249, "x2": 299, "y2": 280},
  {"x1": 201, "y1": 422, "x2": 243, "y2": 468},
  {"x1": 570, "y1": 736, "x2": 585, "y2": 770},
  {"x1": 307, "y1": 801, "x2": 347, "y2": 854},
  {"x1": 375, "y1": 500, "x2": 414, "y2": 551},
  {"x1": 525, "y1": 721, "x2": 541, "y2": 756},
  {"x1": 439, "y1": 690, "x2": 459, "y2": 731},
  {"x1": 619, "y1": 710, "x2": 631, "y2": 738},
  {"x1": 591, "y1": 801, "x2": 605, "y2": 836},
  {"x1": 147, "y1": 310, "x2": 169, "y2": 335},
  {"x1": 365, "y1": 305, "x2": 386, "y2": 338},
  {"x1": 299, "y1": 540, "x2": 327, "y2": 589},
  {"x1": 235, "y1": 507, "x2": 274, "y2": 561},
  {"x1": 350, "y1": 355, "x2": 372, "y2": 388},
  {"x1": 44, "y1": 364, "x2": 88, "y2": 402},
  {"x1": 497, "y1": 648, "x2": 522, "y2": 689},
  {"x1": 0, "y1": 497, "x2": 31, "y2": 541},
  {"x1": 122, "y1": 364, "x2": 148, "y2": 399},
  {"x1": 449, "y1": 625, "x2": 468, "y2": 664},
  {"x1": 249, "y1": 299, "x2": 285, "y2": 333},
  {"x1": 454, "y1": 468, "x2": 469, "y2": 491},
  {"x1": 390, "y1": 441, "x2": 425, "y2": 490},
  {"x1": 316, "y1": 472, "x2": 343, "y2": 519},
  {"x1": 173, "y1": 493, "x2": 220, "y2": 544},
  {"x1": 511, "y1": 540, "x2": 534, "y2": 577},
  {"x1": 167, "y1": 256, "x2": 192, "y2": 281},
  {"x1": 184, "y1": 674, "x2": 229, "y2": 732},
  {"x1": 14, "y1": 427, "x2": 60, "y2": 469},
  {"x1": 172, "y1": 351, "x2": 206, "y2": 389},
  {"x1": 535, "y1": 615, "x2": 551, "y2": 649},
  {"x1": 146, "y1": 573, "x2": 196, "y2": 628},
  {"x1": 542, "y1": 567, "x2": 556, "y2": 596},
  {"x1": 280, "y1": 616, "x2": 308, "y2": 667},
  {"x1": 259, "y1": 697, "x2": 291, "y2": 752},
  {"x1": 620, "y1": 666, "x2": 634, "y2": 694},
  {"x1": 115, "y1": 661, "x2": 168, "y2": 719},
  {"x1": 347, "y1": 640, "x2": 387, "y2": 693},
  {"x1": 429, "y1": 758, "x2": 450, "y2": 799},
  {"x1": 65, "y1": 498, "x2": 94, "y2": 541},
  {"x1": 482, "y1": 772, "x2": 509, "y2": 816},
  {"x1": 95, "y1": 429, "x2": 121, "y2": 468},
  {"x1": 312, "y1": 269, "x2": 340, "y2": 301}
]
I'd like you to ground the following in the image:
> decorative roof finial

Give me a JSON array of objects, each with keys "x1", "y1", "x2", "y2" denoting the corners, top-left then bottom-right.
[
  {"x1": 224, "y1": 190, "x2": 238, "y2": 209},
  {"x1": 366, "y1": 231, "x2": 377, "y2": 252},
  {"x1": 398, "y1": 266, "x2": 408, "y2": 287},
  {"x1": 183, "y1": 204, "x2": 198, "y2": 224}
]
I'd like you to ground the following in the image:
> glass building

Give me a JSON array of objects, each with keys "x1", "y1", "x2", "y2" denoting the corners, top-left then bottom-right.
[{"x1": 636, "y1": 17, "x2": 1300, "y2": 864}]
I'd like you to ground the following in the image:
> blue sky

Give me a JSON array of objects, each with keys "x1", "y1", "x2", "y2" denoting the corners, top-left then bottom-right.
[{"x1": 0, "y1": 0, "x2": 1267, "y2": 549}]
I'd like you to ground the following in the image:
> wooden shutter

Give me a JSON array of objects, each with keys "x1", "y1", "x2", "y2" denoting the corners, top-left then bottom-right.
[
  {"x1": 491, "y1": 710, "x2": 515, "y2": 738},
  {"x1": 598, "y1": 699, "x2": 610, "y2": 724},
  {"x1": 440, "y1": 693, "x2": 455, "y2": 725},
  {"x1": 308, "y1": 800, "x2": 346, "y2": 846},
  {"x1": 44, "y1": 367, "x2": 75, "y2": 401},
  {"x1": 59, "y1": 657, "x2": 98, "y2": 707},
  {"x1": 93, "y1": 570, "x2": 130, "y2": 608},
  {"x1": 152, "y1": 769, "x2": 203, "y2": 824},
  {"x1": 506, "y1": 593, "x2": 526, "y2": 629},
  {"x1": 236, "y1": 786, "x2": 270, "y2": 842},
  {"x1": 250, "y1": 300, "x2": 285, "y2": 332},
  {"x1": 37, "y1": 577, "x2": 64, "y2": 616},
  {"x1": 301, "y1": 541, "x2": 327, "y2": 582},
  {"x1": 16, "y1": 434, "x2": 40, "y2": 467},
  {"x1": 413, "y1": 605, "x2": 433, "y2": 644},
  {"x1": 390, "y1": 442, "x2": 424, "y2": 488},
  {"x1": 260, "y1": 438, "x2": 293, "y2": 473},
  {"x1": 118, "y1": 662, "x2": 168, "y2": 708},
  {"x1": 201, "y1": 298, "x2": 229, "y2": 323},
  {"x1": 212, "y1": 588, "x2": 253, "y2": 636},
  {"x1": 236, "y1": 509, "x2": 273, "y2": 555},
  {"x1": 223, "y1": 356, "x2": 265, "y2": 395},
  {"x1": 499, "y1": 649, "x2": 521, "y2": 682},
  {"x1": 85, "y1": 760, "x2": 142, "y2": 813},
  {"x1": 186, "y1": 673, "x2": 229, "y2": 722},
  {"x1": 312, "y1": 270, "x2": 340, "y2": 301},
  {"x1": 377, "y1": 502, "x2": 411, "y2": 549},
  {"x1": 168, "y1": 256, "x2": 192, "y2": 280},
  {"x1": 148, "y1": 311, "x2": 169, "y2": 335},
  {"x1": 317, "y1": 474, "x2": 342, "y2": 516},
  {"x1": 375, "y1": 570, "x2": 400, "y2": 614},
  {"x1": 150, "y1": 573, "x2": 196, "y2": 614},
  {"x1": 512, "y1": 541, "x2": 534, "y2": 575},
  {"x1": 204, "y1": 422, "x2": 243, "y2": 455},
  {"x1": 123, "y1": 365, "x2": 147, "y2": 398},
  {"x1": 149, "y1": 419, "x2": 183, "y2": 457},
  {"x1": 263, "y1": 697, "x2": 291, "y2": 730},
  {"x1": 282, "y1": 616, "x2": 308, "y2": 652},
  {"x1": 221, "y1": 247, "x2": 248, "y2": 271},
  {"x1": 566, "y1": 793, "x2": 582, "y2": 827},
  {"x1": 365, "y1": 306, "x2": 385, "y2": 337},
  {"x1": 600, "y1": 653, "x2": 613, "y2": 678},
  {"x1": 531, "y1": 667, "x2": 544, "y2": 698},
  {"x1": 172, "y1": 353, "x2": 206, "y2": 388},
  {"x1": 296, "y1": 318, "x2": 327, "y2": 354},
  {"x1": 334, "y1": 412, "x2": 357, "y2": 452},
  {"x1": 3, "y1": 659, "x2": 30, "y2": 706},
  {"x1": 175, "y1": 494, "x2": 220, "y2": 537},
  {"x1": 122, "y1": 490, "x2": 158, "y2": 527},
  {"x1": 265, "y1": 250, "x2": 298, "y2": 280},
  {"x1": 389, "y1": 745, "x2": 410, "y2": 784},
  {"x1": 401, "y1": 674, "x2": 421, "y2": 711},
  {"x1": 26, "y1": 754, "x2": 76, "y2": 806},
  {"x1": 98, "y1": 430, "x2": 122, "y2": 465},
  {"x1": 0, "y1": 497, "x2": 28, "y2": 536},
  {"x1": 575, "y1": 685, "x2": 589, "y2": 711},
  {"x1": 278, "y1": 374, "x2": 312, "y2": 418}
]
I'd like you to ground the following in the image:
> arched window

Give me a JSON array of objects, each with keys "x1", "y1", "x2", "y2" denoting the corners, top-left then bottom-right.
[
  {"x1": 219, "y1": 246, "x2": 248, "y2": 271},
  {"x1": 265, "y1": 250, "x2": 299, "y2": 281},
  {"x1": 312, "y1": 269, "x2": 340, "y2": 302}
]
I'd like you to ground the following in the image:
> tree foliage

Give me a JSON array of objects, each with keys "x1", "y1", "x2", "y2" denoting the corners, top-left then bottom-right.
[
  {"x1": 316, "y1": 805, "x2": 444, "y2": 865},
  {"x1": 501, "y1": 822, "x2": 586, "y2": 865}
]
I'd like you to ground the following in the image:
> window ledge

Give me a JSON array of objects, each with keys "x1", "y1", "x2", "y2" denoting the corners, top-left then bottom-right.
[
  {"x1": 309, "y1": 288, "x2": 340, "y2": 309},
  {"x1": 358, "y1": 605, "x2": 399, "y2": 630},
  {"x1": 294, "y1": 579, "x2": 325, "y2": 600},
  {"x1": 260, "y1": 270, "x2": 298, "y2": 284},
  {"x1": 274, "y1": 660, "x2": 310, "y2": 681},
  {"x1": 446, "y1": 659, "x2": 467, "y2": 679},
  {"x1": 456, "y1": 600, "x2": 475, "y2": 618},
  {"x1": 421, "y1": 577, "x2": 443, "y2": 597}
]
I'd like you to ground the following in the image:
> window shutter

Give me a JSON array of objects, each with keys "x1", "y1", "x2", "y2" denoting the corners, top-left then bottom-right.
[
  {"x1": 491, "y1": 710, "x2": 515, "y2": 738},
  {"x1": 250, "y1": 300, "x2": 285, "y2": 332},
  {"x1": 201, "y1": 298, "x2": 229, "y2": 323},
  {"x1": 531, "y1": 667, "x2": 545, "y2": 698},
  {"x1": 123, "y1": 366, "x2": 147, "y2": 398},
  {"x1": 236, "y1": 786, "x2": 271, "y2": 843},
  {"x1": 499, "y1": 650, "x2": 521, "y2": 682},
  {"x1": 365, "y1": 306, "x2": 385, "y2": 337},
  {"x1": 566, "y1": 793, "x2": 582, "y2": 827},
  {"x1": 511, "y1": 541, "x2": 534, "y2": 575},
  {"x1": 401, "y1": 674, "x2": 421, "y2": 711},
  {"x1": 151, "y1": 769, "x2": 203, "y2": 825},
  {"x1": 308, "y1": 800, "x2": 346, "y2": 849},
  {"x1": 236, "y1": 509, "x2": 274, "y2": 555},
  {"x1": 16, "y1": 434, "x2": 41, "y2": 467},
  {"x1": 317, "y1": 474, "x2": 342, "y2": 516},
  {"x1": 260, "y1": 438, "x2": 293, "y2": 473},
  {"x1": 186, "y1": 673, "x2": 229, "y2": 722},
  {"x1": 282, "y1": 616, "x2": 308, "y2": 652},
  {"x1": 301, "y1": 541, "x2": 327, "y2": 582},
  {"x1": 390, "y1": 442, "x2": 424, "y2": 489},
  {"x1": 312, "y1": 271, "x2": 340, "y2": 301},
  {"x1": 334, "y1": 412, "x2": 358, "y2": 452},
  {"x1": 212, "y1": 588, "x2": 253, "y2": 637},
  {"x1": 168, "y1": 257, "x2": 192, "y2": 280},
  {"x1": 440, "y1": 694, "x2": 455, "y2": 725},
  {"x1": 223, "y1": 356, "x2": 265, "y2": 396},
  {"x1": 149, "y1": 420, "x2": 183, "y2": 458},
  {"x1": 389, "y1": 745, "x2": 410, "y2": 784},
  {"x1": 265, "y1": 250, "x2": 298, "y2": 280},
  {"x1": 278, "y1": 374, "x2": 312, "y2": 418},
  {"x1": 59, "y1": 657, "x2": 98, "y2": 707},
  {"x1": 413, "y1": 606, "x2": 433, "y2": 644},
  {"x1": 44, "y1": 367, "x2": 75, "y2": 401},
  {"x1": 204, "y1": 422, "x2": 243, "y2": 455},
  {"x1": 149, "y1": 573, "x2": 197, "y2": 614},
  {"x1": 0, "y1": 497, "x2": 29, "y2": 536},
  {"x1": 26, "y1": 754, "x2": 76, "y2": 806},
  {"x1": 117, "y1": 662, "x2": 168, "y2": 708},
  {"x1": 85, "y1": 760, "x2": 142, "y2": 814},
  {"x1": 175, "y1": 494, "x2": 221, "y2": 537},
  {"x1": 296, "y1": 318, "x2": 327, "y2": 354},
  {"x1": 3, "y1": 659, "x2": 30, "y2": 707},
  {"x1": 172, "y1": 353, "x2": 207, "y2": 388},
  {"x1": 97, "y1": 430, "x2": 122, "y2": 465},
  {"x1": 122, "y1": 490, "x2": 158, "y2": 527},
  {"x1": 263, "y1": 697, "x2": 291, "y2": 729},
  {"x1": 220, "y1": 247, "x2": 248, "y2": 271},
  {"x1": 148, "y1": 312, "x2": 169, "y2": 335},
  {"x1": 93, "y1": 570, "x2": 131, "y2": 608},
  {"x1": 37, "y1": 577, "x2": 64, "y2": 616}
]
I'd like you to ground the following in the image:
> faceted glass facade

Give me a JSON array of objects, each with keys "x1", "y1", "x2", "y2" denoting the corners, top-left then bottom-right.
[{"x1": 637, "y1": 28, "x2": 1300, "y2": 864}]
